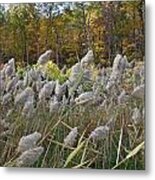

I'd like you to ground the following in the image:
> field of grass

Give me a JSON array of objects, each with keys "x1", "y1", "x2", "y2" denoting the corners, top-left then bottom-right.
[{"x1": 0, "y1": 51, "x2": 145, "y2": 169}]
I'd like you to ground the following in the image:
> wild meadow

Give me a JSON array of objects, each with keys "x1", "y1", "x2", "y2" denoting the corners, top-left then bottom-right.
[{"x1": 0, "y1": 2, "x2": 145, "y2": 169}]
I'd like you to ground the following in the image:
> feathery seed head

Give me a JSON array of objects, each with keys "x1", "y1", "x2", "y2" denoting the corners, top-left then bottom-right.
[
  {"x1": 64, "y1": 127, "x2": 78, "y2": 147},
  {"x1": 89, "y1": 126, "x2": 109, "y2": 141},
  {"x1": 16, "y1": 146, "x2": 44, "y2": 167},
  {"x1": 17, "y1": 132, "x2": 42, "y2": 153}
]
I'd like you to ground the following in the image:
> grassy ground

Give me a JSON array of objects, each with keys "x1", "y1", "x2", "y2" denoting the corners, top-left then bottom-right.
[{"x1": 0, "y1": 94, "x2": 145, "y2": 169}]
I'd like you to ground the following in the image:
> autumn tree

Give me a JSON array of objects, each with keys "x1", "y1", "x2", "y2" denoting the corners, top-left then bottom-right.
[{"x1": 0, "y1": 1, "x2": 145, "y2": 67}]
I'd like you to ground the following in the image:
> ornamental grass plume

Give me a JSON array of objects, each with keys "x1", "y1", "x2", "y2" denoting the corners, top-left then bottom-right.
[
  {"x1": 55, "y1": 80, "x2": 63, "y2": 97},
  {"x1": 13, "y1": 80, "x2": 24, "y2": 96},
  {"x1": 24, "y1": 69, "x2": 41, "y2": 87},
  {"x1": 71, "y1": 62, "x2": 82, "y2": 75},
  {"x1": 69, "y1": 62, "x2": 82, "y2": 83},
  {"x1": 38, "y1": 81, "x2": 55, "y2": 100},
  {"x1": 49, "y1": 97, "x2": 61, "y2": 113},
  {"x1": 17, "y1": 132, "x2": 42, "y2": 153},
  {"x1": 81, "y1": 50, "x2": 94, "y2": 68},
  {"x1": 121, "y1": 55, "x2": 132, "y2": 69},
  {"x1": 132, "y1": 107, "x2": 142, "y2": 124},
  {"x1": 55, "y1": 80, "x2": 67, "y2": 100},
  {"x1": 132, "y1": 84, "x2": 144, "y2": 99},
  {"x1": 108, "y1": 54, "x2": 128, "y2": 87},
  {"x1": 112, "y1": 54, "x2": 122, "y2": 73},
  {"x1": 89, "y1": 125, "x2": 109, "y2": 141},
  {"x1": 83, "y1": 69, "x2": 92, "y2": 81},
  {"x1": 14, "y1": 79, "x2": 24, "y2": 90},
  {"x1": 64, "y1": 127, "x2": 78, "y2": 147},
  {"x1": 29, "y1": 68, "x2": 40, "y2": 81},
  {"x1": 23, "y1": 71, "x2": 30, "y2": 87},
  {"x1": 95, "y1": 68, "x2": 108, "y2": 86},
  {"x1": 4, "y1": 58, "x2": 15, "y2": 78},
  {"x1": 112, "y1": 54, "x2": 130, "y2": 74},
  {"x1": 6, "y1": 76, "x2": 19, "y2": 92},
  {"x1": 106, "y1": 70, "x2": 120, "y2": 91},
  {"x1": 22, "y1": 100, "x2": 34, "y2": 118},
  {"x1": 62, "y1": 95, "x2": 68, "y2": 105},
  {"x1": 0, "y1": 74, "x2": 5, "y2": 93},
  {"x1": 15, "y1": 87, "x2": 34, "y2": 106},
  {"x1": 0, "y1": 66, "x2": 6, "y2": 80},
  {"x1": 2, "y1": 92, "x2": 12, "y2": 105},
  {"x1": 34, "y1": 80, "x2": 42, "y2": 92},
  {"x1": 37, "y1": 50, "x2": 52, "y2": 65},
  {"x1": 75, "y1": 91, "x2": 94, "y2": 105},
  {"x1": 16, "y1": 146, "x2": 44, "y2": 167}
]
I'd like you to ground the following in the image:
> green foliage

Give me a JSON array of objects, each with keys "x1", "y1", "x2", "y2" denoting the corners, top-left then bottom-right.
[
  {"x1": 17, "y1": 66, "x2": 25, "y2": 79},
  {"x1": 45, "y1": 61, "x2": 71, "y2": 84}
]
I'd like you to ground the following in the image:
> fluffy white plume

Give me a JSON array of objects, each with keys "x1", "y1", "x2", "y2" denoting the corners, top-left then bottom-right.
[
  {"x1": 0, "y1": 67, "x2": 6, "y2": 79},
  {"x1": 89, "y1": 126, "x2": 109, "y2": 141},
  {"x1": 5, "y1": 58, "x2": 15, "y2": 78},
  {"x1": 38, "y1": 81, "x2": 55, "y2": 100},
  {"x1": 55, "y1": 80, "x2": 67, "y2": 100},
  {"x1": 132, "y1": 84, "x2": 144, "y2": 99},
  {"x1": 37, "y1": 50, "x2": 52, "y2": 65},
  {"x1": 2, "y1": 92, "x2": 12, "y2": 105},
  {"x1": 29, "y1": 68, "x2": 40, "y2": 81},
  {"x1": 75, "y1": 91, "x2": 94, "y2": 105},
  {"x1": 6, "y1": 76, "x2": 19, "y2": 92},
  {"x1": 121, "y1": 55, "x2": 130, "y2": 69},
  {"x1": 22, "y1": 100, "x2": 34, "y2": 118},
  {"x1": 71, "y1": 62, "x2": 82, "y2": 75},
  {"x1": 83, "y1": 69, "x2": 92, "y2": 81},
  {"x1": 69, "y1": 62, "x2": 82, "y2": 84},
  {"x1": 132, "y1": 107, "x2": 142, "y2": 124},
  {"x1": 112, "y1": 54, "x2": 130, "y2": 73},
  {"x1": 13, "y1": 80, "x2": 24, "y2": 96},
  {"x1": 0, "y1": 73, "x2": 5, "y2": 93},
  {"x1": 15, "y1": 87, "x2": 34, "y2": 106},
  {"x1": 64, "y1": 127, "x2": 78, "y2": 147},
  {"x1": 34, "y1": 80, "x2": 43, "y2": 92},
  {"x1": 112, "y1": 54, "x2": 123, "y2": 72},
  {"x1": 17, "y1": 132, "x2": 42, "y2": 153},
  {"x1": 49, "y1": 97, "x2": 61, "y2": 113},
  {"x1": 16, "y1": 146, "x2": 44, "y2": 167},
  {"x1": 106, "y1": 54, "x2": 130, "y2": 91},
  {"x1": 81, "y1": 50, "x2": 94, "y2": 68}
]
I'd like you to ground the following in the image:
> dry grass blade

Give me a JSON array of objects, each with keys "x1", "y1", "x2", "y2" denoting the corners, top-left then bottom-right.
[
  {"x1": 80, "y1": 139, "x2": 89, "y2": 164},
  {"x1": 72, "y1": 159, "x2": 90, "y2": 169},
  {"x1": 116, "y1": 125, "x2": 124, "y2": 165},
  {"x1": 64, "y1": 141, "x2": 85, "y2": 168},
  {"x1": 112, "y1": 141, "x2": 145, "y2": 169}
]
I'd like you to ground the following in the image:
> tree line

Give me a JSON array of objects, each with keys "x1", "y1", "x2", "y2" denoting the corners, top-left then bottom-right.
[{"x1": 0, "y1": 1, "x2": 145, "y2": 68}]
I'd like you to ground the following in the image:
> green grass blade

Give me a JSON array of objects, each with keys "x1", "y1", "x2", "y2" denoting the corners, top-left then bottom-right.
[{"x1": 64, "y1": 141, "x2": 85, "y2": 168}]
